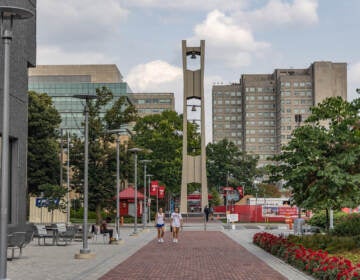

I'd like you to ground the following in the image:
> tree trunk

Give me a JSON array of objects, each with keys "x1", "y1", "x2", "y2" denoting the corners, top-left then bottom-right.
[
  {"x1": 325, "y1": 208, "x2": 329, "y2": 231},
  {"x1": 95, "y1": 203, "x2": 102, "y2": 225}
]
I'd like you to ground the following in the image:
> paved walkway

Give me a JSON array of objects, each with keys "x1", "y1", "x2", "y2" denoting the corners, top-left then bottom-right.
[{"x1": 6, "y1": 222, "x2": 314, "y2": 280}]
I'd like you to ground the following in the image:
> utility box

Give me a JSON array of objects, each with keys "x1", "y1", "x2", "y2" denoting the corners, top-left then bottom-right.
[{"x1": 294, "y1": 218, "x2": 305, "y2": 235}]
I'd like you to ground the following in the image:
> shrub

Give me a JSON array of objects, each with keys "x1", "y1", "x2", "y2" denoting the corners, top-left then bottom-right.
[
  {"x1": 308, "y1": 210, "x2": 347, "y2": 230},
  {"x1": 253, "y1": 232, "x2": 360, "y2": 280},
  {"x1": 333, "y1": 213, "x2": 360, "y2": 237}
]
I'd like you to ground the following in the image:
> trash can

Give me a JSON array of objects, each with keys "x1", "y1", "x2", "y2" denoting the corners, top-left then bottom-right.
[{"x1": 294, "y1": 218, "x2": 305, "y2": 235}]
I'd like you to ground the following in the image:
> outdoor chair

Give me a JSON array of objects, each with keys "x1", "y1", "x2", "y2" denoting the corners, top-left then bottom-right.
[
  {"x1": 91, "y1": 224, "x2": 109, "y2": 244},
  {"x1": 34, "y1": 224, "x2": 53, "y2": 245},
  {"x1": 53, "y1": 223, "x2": 76, "y2": 245},
  {"x1": 7, "y1": 232, "x2": 26, "y2": 260}
]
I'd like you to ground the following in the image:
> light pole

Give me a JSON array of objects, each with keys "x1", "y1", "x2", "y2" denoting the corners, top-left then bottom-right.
[
  {"x1": 66, "y1": 129, "x2": 71, "y2": 224},
  {"x1": 128, "y1": 147, "x2": 143, "y2": 235},
  {"x1": 106, "y1": 127, "x2": 129, "y2": 243},
  {"x1": 140, "y1": 160, "x2": 151, "y2": 229},
  {"x1": 0, "y1": 6, "x2": 33, "y2": 279},
  {"x1": 146, "y1": 174, "x2": 153, "y2": 222},
  {"x1": 73, "y1": 94, "x2": 97, "y2": 259},
  {"x1": 295, "y1": 114, "x2": 302, "y2": 219}
]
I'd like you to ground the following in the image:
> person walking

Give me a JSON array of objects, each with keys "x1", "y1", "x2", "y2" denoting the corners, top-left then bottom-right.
[
  {"x1": 155, "y1": 207, "x2": 165, "y2": 243},
  {"x1": 171, "y1": 207, "x2": 183, "y2": 243},
  {"x1": 204, "y1": 205, "x2": 210, "y2": 222}
]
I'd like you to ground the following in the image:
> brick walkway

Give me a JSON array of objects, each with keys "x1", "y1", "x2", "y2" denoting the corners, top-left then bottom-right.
[{"x1": 100, "y1": 231, "x2": 287, "y2": 280}]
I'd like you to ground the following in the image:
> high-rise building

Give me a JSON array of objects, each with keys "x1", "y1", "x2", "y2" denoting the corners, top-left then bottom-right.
[
  {"x1": 28, "y1": 65, "x2": 132, "y2": 135},
  {"x1": 212, "y1": 61, "x2": 347, "y2": 166},
  {"x1": 130, "y1": 92, "x2": 175, "y2": 117}
]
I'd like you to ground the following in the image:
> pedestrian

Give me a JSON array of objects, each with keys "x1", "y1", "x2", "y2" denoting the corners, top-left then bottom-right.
[
  {"x1": 171, "y1": 207, "x2": 183, "y2": 243},
  {"x1": 100, "y1": 217, "x2": 113, "y2": 244},
  {"x1": 155, "y1": 207, "x2": 165, "y2": 243},
  {"x1": 209, "y1": 205, "x2": 214, "y2": 220},
  {"x1": 204, "y1": 205, "x2": 210, "y2": 222}
]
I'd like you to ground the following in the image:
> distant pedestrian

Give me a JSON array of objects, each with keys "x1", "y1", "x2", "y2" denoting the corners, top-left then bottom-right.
[
  {"x1": 171, "y1": 207, "x2": 183, "y2": 243},
  {"x1": 155, "y1": 207, "x2": 165, "y2": 243},
  {"x1": 209, "y1": 205, "x2": 214, "y2": 220},
  {"x1": 204, "y1": 205, "x2": 210, "y2": 222},
  {"x1": 100, "y1": 217, "x2": 113, "y2": 244}
]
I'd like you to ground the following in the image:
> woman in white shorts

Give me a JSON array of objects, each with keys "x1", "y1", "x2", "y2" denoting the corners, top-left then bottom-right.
[
  {"x1": 155, "y1": 207, "x2": 165, "y2": 243},
  {"x1": 170, "y1": 207, "x2": 183, "y2": 243}
]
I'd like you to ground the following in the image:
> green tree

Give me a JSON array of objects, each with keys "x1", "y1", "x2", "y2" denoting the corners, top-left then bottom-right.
[
  {"x1": 28, "y1": 91, "x2": 62, "y2": 195},
  {"x1": 38, "y1": 183, "x2": 67, "y2": 223},
  {"x1": 206, "y1": 139, "x2": 259, "y2": 193},
  {"x1": 132, "y1": 111, "x2": 189, "y2": 196},
  {"x1": 268, "y1": 97, "x2": 360, "y2": 227},
  {"x1": 70, "y1": 87, "x2": 137, "y2": 223}
]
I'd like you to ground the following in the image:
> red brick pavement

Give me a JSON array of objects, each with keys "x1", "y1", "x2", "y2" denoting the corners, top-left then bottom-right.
[{"x1": 99, "y1": 231, "x2": 287, "y2": 280}]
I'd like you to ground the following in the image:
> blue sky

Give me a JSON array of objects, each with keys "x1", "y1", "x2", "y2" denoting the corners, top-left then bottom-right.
[{"x1": 37, "y1": 0, "x2": 360, "y2": 142}]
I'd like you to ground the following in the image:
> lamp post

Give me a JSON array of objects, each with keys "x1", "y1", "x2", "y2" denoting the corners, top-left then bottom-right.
[
  {"x1": 66, "y1": 129, "x2": 71, "y2": 224},
  {"x1": 106, "y1": 127, "x2": 129, "y2": 243},
  {"x1": 140, "y1": 160, "x2": 151, "y2": 229},
  {"x1": 73, "y1": 94, "x2": 97, "y2": 259},
  {"x1": 128, "y1": 147, "x2": 143, "y2": 235},
  {"x1": 0, "y1": 6, "x2": 33, "y2": 279},
  {"x1": 295, "y1": 114, "x2": 302, "y2": 218},
  {"x1": 146, "y1": 174, "x2": 153, "y2": 222}
]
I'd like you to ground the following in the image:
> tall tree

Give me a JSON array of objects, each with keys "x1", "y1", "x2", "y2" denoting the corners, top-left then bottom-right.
[
  {"x1": 132, "y1": 110, "x2": 200, "y2": 196},
  {"x1": 206, "y1": 139, "x2": 259, "y2": 193},
  {"x1": 28, "y1": 91, "x2": 62, "y2": 195},
  {"x1": 268, "y1": 97, "x2": 360, "y2": 216},
  {"x1": 70, "y1": 87, "x2": 137, "y2": 222}
]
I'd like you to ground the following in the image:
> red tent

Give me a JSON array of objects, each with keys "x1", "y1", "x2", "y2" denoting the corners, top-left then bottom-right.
[{"x1": 119, "y1": 186, "x2": 144, "y2": 200}]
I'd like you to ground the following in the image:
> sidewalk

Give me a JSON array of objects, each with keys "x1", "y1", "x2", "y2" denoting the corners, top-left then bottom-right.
[{"x1": 6, "y1": 223, "x2": 314, "y2": 280}]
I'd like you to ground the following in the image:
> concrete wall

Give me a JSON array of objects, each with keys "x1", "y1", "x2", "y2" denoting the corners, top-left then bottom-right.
[{"x1": 0, "y1": 0, "x2": 36, "y2": 225}]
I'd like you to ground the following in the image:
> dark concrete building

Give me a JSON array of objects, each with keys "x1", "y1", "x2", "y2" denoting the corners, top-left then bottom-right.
[
  {"x1": 212, "y1": 61, "x2": 347, "y2": 166},
  {"x1": 0, "y1": 0, "x2": 36, "y2": 224}
]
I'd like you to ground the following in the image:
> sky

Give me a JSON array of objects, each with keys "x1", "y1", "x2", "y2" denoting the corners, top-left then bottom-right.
[{"x1": 36, "y1": 0, "x2": 360, "y2": 142}]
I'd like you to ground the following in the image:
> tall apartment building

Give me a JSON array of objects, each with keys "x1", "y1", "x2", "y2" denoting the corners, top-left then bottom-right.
[
  {"x1": 28, "y1": 65, "x2": 132, "y2": 135},
  {"x1": 212, "y1": 61, "x2": 347, "y2": 166},
  {"x1": 130, "y1": 92, "x2": 175, "y2": 117}
]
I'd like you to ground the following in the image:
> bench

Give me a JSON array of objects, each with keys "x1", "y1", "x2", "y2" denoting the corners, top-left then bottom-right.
[{"x1": 7, "y1": 223, "x2": 34, "y2": 260}]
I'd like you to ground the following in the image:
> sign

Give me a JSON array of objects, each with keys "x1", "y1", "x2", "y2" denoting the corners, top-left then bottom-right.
[
  {"x1": 237, "y1": 186, "x2": 244, "y2": 198},
  {"x1": 227, "y1": 213, "x2": 238, "y2": 222},
  {"x1": 158, "y1": 185, "x2": 165, "y2": 199},
  {"x1": 35, "y1": 198, "x2": 59, "y2": 208},
  {"x1": 150, "y1": 180, "x2": 159, "y2": 196},
  {"x1": 223, "y1": 186, "x2": 233, "y2": 191}
]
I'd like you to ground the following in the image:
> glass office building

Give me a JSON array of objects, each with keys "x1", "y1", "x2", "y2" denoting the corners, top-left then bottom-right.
[{"x1": 28, "y1": 65, "x2": 132, "y2": 136}]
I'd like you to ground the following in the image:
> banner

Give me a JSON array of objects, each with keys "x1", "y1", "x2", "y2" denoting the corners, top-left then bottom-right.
[
  {"x1": 237, "y1": 186, "x2": 244, "y2": 198},
  {"x1": 158, "y1": 185, "x2": 165, "y2": 199},
  {"x1": 150, "y1": 180, "x2": 159, "y2": 196}
]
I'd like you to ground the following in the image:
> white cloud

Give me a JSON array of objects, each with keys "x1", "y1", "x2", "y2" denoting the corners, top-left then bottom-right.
[
  {"x1": 38, "y1": 0, "x2": 129, "y2": 49},
  {"x1": 348, "y1": 61, "x2": 360, "y2": 101},
  {"x1": 190, "y1": 10, "x2": 270, "y2": 68},
  {"x1": 125, "y1": 60, "x2": 221, "y2": 143},
  {"x1": 37, "y1": 46, "x2": 113, "y2": 65},
  {"x1": 234, "y1": 0, "x2": 319, "y2": 28}
]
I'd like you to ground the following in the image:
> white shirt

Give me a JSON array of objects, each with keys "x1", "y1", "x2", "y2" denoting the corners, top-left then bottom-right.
[
  {"x1": 156, "y1": 212, "x2": 165, "y2": 224},
  {"x1": 171, "y1": 212, "x2": 182, "y2": 227}
]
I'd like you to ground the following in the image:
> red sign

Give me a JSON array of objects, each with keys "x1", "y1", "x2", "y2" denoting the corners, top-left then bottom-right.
[
  {"x1": 150, "y1": 180, "x2": 159, "y2": 196},
  {"x1": 237, "y1": 186, "x2": 244, "y2": 197},
  {"x1": 223, "y1": 186, "x2": 233, "y2": 191},
  {"x1": 158, "y1": 186, "x2": 165, "y2": 199}
]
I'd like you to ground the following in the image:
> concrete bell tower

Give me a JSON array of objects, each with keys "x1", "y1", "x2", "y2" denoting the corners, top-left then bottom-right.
[{"x1": 180, "y1": 40, "x2": 208, "y2": 213}]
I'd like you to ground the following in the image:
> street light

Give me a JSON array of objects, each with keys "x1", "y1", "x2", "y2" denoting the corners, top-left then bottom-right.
[
  {"x1": 73, "y1": 94, "x2": 97, "y2": 259},
  {"x1": 140, "y1": 159, "x2": 151, "y2": 229},
  {"x1": 146, "y1": 174, "x2": 153, "y2": 222},
  {"x1": 294, "y1": 114, "x2": 302, "y2": 218},
  {"x1": 128, "y1": 147, "x2": 143, "y2": 235},
  {"x1": 0, "y1": 6, "x2": 33, "y2": 279},
  {"x1": 106, "y1": 127, "x2": 129, "y2": 243}
]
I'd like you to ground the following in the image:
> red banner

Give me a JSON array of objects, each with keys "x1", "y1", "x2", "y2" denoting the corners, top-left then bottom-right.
[
  {"x1": 150, "y1": 180, "x2": 159, "y2": 196},
  {"x1": 237, "y1": 186, "x2": 244, "y2": 198},
  {"x1": 158, "y1": 185, "x2": 165, "y2": 199}
]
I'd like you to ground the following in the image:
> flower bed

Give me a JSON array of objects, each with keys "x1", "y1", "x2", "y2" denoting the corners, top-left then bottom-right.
[{"x1": 253, "y1": 232, "x2": 360, "y2": 279}]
